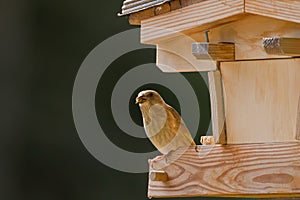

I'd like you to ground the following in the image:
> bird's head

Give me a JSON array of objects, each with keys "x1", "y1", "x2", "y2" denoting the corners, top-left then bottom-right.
[{"x1": 135, "y1": 90, "x2": 164, "y2": 105}]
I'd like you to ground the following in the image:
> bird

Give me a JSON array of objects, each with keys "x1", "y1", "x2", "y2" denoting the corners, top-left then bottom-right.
[{"x1": 136, "y1": 90, "x2": 195, "y2": 154}]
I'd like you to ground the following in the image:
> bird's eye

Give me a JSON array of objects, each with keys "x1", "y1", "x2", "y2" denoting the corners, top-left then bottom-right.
[{"x1": 148, "y1": 92, "x2": 153, "y2": 97}]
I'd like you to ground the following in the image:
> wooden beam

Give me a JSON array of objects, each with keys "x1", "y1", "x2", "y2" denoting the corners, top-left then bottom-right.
[
  {"x1": 192, "y1": 42, "x2": 235, "y2": 61},
  {"x1": 245, "y1": 0, "x2": 300, "y2": 24},
  {"x1": 263, "y1": 37, "x2": 300, "y2": 56},
  {"x1": 129, "y1": 3, "x2": 172, "y2": 25},
  {"x1": 208, "y1": 71, "x2": 226, "y2": 144},
  {"x1": 148, "y1": 142, "x2": 300, "y2": 198},
  {"x1": 220, "y1": 59, "x2": 300, "y2": 144},
  {"x1": 127, "y1": 0, "x2": 213, "y2": 25}
]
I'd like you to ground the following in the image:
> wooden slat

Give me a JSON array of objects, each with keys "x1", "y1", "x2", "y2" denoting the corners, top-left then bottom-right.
[
  {"x1": 192, "y1": 42, "x2": 235, "y2": 61},
  {"x1": 245, "y1": 0, "x2": 300, "y2": 24},
  {"x1": 208, "y1": 71, "x2": 226, "y2": 144},
  {"x1": 220, "y1": 59, "x2": 300, "y2": 144},
  {"x1": 148, "y1": 142, "x2": 300, "y2": 198},
  {"x1": 263, "y1": 37, "x2": 300, "y2": 56},
  {"x1": 141, "y1": 0, "x2": 244, "y2": 44},
  {"x1": 156, "y1": 36, "x2": 217, "y2": 72}
]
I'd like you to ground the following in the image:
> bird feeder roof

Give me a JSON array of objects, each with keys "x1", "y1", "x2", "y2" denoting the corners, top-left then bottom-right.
[
  {"x1": 119, "y1": 0, "x2": 300, "y2": 25},
  {"x1": 118, "y1": 0, "x2": 173, "y2": 16}
]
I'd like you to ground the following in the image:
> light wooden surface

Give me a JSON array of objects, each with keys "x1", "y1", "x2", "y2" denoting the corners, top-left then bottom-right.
[
  {"x1": 189, "y1": 15, "x2": 300, "y2": 60},
  {"x1": 156, "y1": 36, "x2": 217, "y2": 72},
  {"x1": 192, "y1": 42, "x2": 235, "y2": 61},
  {"x1": 263, "y1": 37, "x2": 300, "y2": 56},
  {"x1": 154, "y1": 16, "x2": 300, "y2": 70},
  {"x1": 128, "y1": 0, "x2": 205, "y2": 25},
  {"x1": 148, "y1": 142, "x2": 300, "y2": 198},
  {"x1": 220, "y1": 59, "x2": 300, "y2": 144},
  {"x1": 245, "y1": 0, "x2": 300, "y2": 24},
  {"x1": 208, "y1": 71, "x2": 226, "y2": 144},
  {"x1": 141, "y1": 0, "x2": 244, "y2": 44}
]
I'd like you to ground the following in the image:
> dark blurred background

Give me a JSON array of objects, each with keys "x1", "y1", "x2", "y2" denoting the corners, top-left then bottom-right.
[{"x1": 0, "y1": 0, "x2": 250, "y2": 199}]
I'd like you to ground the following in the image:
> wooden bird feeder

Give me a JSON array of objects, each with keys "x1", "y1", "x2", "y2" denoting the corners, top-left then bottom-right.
[{"x1": 119, "y1": 0, "x2": 300, "y2": 198}]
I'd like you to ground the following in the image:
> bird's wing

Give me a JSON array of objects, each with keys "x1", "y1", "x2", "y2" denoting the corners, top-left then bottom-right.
[{"x1": 165, "y1": 105, "x2": 196, "y2": 146}]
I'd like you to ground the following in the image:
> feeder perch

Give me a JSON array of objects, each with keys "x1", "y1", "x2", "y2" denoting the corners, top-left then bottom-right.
[
  {"x1": 192, "y1": 42, "x2": 235, "y2": 61},
  {"x1": 119, "y1": 0, "x2": 300, "y2": 198}
]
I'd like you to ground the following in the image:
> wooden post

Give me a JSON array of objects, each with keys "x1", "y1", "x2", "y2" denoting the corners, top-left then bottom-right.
[
  {"x1": 149, "y1": 171, "x2": 168, "y2": 182},
  {"x1": 208, "y1": 70, "x2": 226, "y2": 144}
]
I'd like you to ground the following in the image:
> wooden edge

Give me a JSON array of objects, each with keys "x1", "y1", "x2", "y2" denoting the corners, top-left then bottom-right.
[
  {"x1": 263, "y1": 37, "x2": 300, "y2": 56},
  {"x1": 208, "y1": 70, "x2": 226, "y2": 144},
  {"x1": 148, "y1": 142, "x2": 300, "y2": 198},
  {"x1": 192, "y1": 42, "x2": 235, "y2": 61},
  {"x1": 149, "y1": 170, "x2": 169, "y2": 182},
  {"x1": 245, "y1": 0, "x2": 300, "y2": 24},
  {"x1": 141, "y1": 0, "x2": 245, "y2": 44},
  {"x1": 128, "y1": 0, "x2": 207, "y2": 25},
  {"x1": 296, "y1": 92, "x2": 300, "y2": 140}
]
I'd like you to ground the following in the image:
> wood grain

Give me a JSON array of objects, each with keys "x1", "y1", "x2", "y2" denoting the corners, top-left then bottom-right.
[
  {"x1": 148, "y1": 142, "x2": 300, "y2": 198},
  {"x1": 141, "y1": 0, "x2": 244, "y2": 44},
  {"x1": 156, "y1": 36, "x2": 217, "y2": 72},
  {"x1": 189, "y1": 15, "x2": 300, "y2": 60},
  {"x1": 220, "y1": 59, "x2": 300, "y2": 144},
  {"x1": 192, "y1": 42, "x2": 235, "y2": 61},
  {"x1": 208, "y1": 71, "x2": 226, "y2": 144},
  {"x1": 245, "y1": 0, "x2": 300, "y2": 24},
  {"x1": 263, "y1": 37, "x2": 300, "y2": 56}
]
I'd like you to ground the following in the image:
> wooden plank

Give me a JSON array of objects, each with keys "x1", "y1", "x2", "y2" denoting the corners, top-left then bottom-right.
[
  {"x1": 192, "y1": 42, "x2": 235, "y2": 61},
  {"x1": 148, "y1": 142, "x2": 300, "y2": 198},
  {"x1": 208, "y1": 71, "x2": 226, "y2": 144},
  {"x1": 156, "y1": 36, "x2": 217, "y2": 72},
  {"x1": 263, "y1": 37, "x2": 300, "y2": 56},
  {"x1": 245, "y1": 0, "x2": 300, "y2": 24},
  {"x1": 220, "y1": 59, "x2": 300, "y2": 144},
  {"x1": 129, "y1": 7, "x2": 156, "y2": 25},
  {"x1": 141, "y1": 0, "x2": 244, "y2": 44}
]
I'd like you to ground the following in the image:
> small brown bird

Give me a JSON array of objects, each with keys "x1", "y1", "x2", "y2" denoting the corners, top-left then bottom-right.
[{"x1": 136, "y1": 90, "x2": 195, "y2": 154}]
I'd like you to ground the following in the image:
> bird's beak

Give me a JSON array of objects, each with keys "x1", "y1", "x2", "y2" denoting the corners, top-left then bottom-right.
[{"x1": 135, "y1": 96, "x2": 145, "y2": 104}]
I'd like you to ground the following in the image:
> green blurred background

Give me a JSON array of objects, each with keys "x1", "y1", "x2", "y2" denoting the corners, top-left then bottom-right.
[{"x1": 0, "y1": 0, "x2": 255, "y2": 199}]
